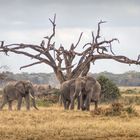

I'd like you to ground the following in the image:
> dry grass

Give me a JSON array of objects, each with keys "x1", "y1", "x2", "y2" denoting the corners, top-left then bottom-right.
[
  {"x1": 0, "y1": 104, "x2": 140, "y2": 140},
  {"x1": 119, "y1": 86, "x2": 140, "y2": 94},
  {"x1": 0, "y1": 86, "x2": 140, "y2": 140},
  {"x1": 119, "y1": 86, "x2": 140, "y2": 91}
]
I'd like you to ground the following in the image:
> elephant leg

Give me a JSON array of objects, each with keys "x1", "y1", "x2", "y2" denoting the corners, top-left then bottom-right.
[
  {"x1": 0, "y1": 99, "x2": 8, "y2": 110},
  {"x1": 70, "y1": 98, "x2": 74, "y2": 110},
  {"x1": 17, "y1": 96, "x2": 23, "y2": 110},
  {"x1": 59, "y1": 95, "x2": 63, "y2": 106},
  {"x1": 80, "y1": 95, "x2": 85, "y2": 111},
  {"x1": 8, "y1": 101, "x2": 13, "y2": 111},
  {"x1": 85, "y1": 97, "x2": 90, "y2": 111},
  {"x1": 77, "y1": 96, "x2": 80, "y2": 110},
  {"x1": 66, "y1": 101, "x2": 71, "y2": 109},
  {"x1": 94, "y1": 101, "x2": 98, "y2": 110},
  {"x1": 70, "y1": 95, "x2": 77, "y2": 110},
  {"x1": 86, "y1": 101, "x2": 90, "y2": 111},
  {"x1": 70, "y1": 89, "x2": 81, "y2": 110},
  {"x1": 63, "y1": 100, "x2": 67, "y2": 110},
  {"x1": 25, "y1": 95, "x2": 30, "y2": 111}
]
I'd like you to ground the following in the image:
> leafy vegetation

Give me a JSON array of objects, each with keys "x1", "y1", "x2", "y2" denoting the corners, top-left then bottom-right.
[
  {"x1": 97, "y1": 75, "x2": 121, "y2": 102},
  {"x1": 1, "y1": 71, "x2": 140, "y2": 87}
]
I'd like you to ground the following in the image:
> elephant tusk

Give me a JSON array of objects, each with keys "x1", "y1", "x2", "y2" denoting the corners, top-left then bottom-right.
[
  {"x1": 79, "y1": 91, "x2": 81, "y2": 96},
  {"x1": 30, "y1": 93, "x2": 34, "y2": 99}
]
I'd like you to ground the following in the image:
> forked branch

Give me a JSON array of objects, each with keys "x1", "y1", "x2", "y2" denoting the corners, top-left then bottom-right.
[{"x1": 0, "y1": 16, "x2": 139, "y2": 83}]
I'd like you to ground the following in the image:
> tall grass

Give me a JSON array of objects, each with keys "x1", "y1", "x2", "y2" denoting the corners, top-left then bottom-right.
[
  {"x1": 0, "y1": 87, "x2": 140, "y2": 140},
  {"x1": 0, "y1": 105, "x2": 140, "y2": 140}
]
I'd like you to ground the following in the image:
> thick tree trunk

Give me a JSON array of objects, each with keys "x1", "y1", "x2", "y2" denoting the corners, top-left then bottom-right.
[{"x1": 54, "y1": 68, "x2": 66, "y2": 84}]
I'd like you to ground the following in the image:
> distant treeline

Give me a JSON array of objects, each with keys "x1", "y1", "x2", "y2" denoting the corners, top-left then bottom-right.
[
  {"x1": 92, "y1": 71, "x2": 140, "y2": 86},
  {"x1": 0, "y1": 71, "x2": 140, "y2": 87}
]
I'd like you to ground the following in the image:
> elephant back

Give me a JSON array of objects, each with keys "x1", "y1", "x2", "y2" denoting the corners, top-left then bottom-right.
[
  {"x1": 3, "y1": 83, "x2": 17, "y2": 100},
  {"x1": 61, "y1": 79, "x2": 75, "y2": 89},
  {"x1": 84, "y1": 76, "x2": 96, "y2": 84},
  {"x1": 34, "y1": 84, "x2": 52, "y2": 96}
]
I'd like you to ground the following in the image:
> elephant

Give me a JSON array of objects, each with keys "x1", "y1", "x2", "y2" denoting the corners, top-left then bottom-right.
[
  {"x1": 34, "y1": 84, "x2": 52, "y2": 97},
  {"x1": 70, "y1": 76, "x2": 101, "y2": 111},
  {"x1": 60, "y1": 79, "x2": 81, "y2": 110},
  {"x1": 0, "y1": 80, "x2": 38, "y2": 111}
]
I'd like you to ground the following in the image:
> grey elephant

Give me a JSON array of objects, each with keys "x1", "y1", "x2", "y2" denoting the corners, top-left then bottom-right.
[
  {"x1": 0, "y1": 80, "x2": 38, "y2": 111},
  {"x1": 60, "y1": 79, "x2": 81, "y2": 110},
  {"x1": 71, "y1": 76, "x2": 101, "y2": 111}
]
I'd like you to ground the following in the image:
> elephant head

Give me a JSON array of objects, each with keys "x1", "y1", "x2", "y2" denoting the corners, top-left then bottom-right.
[{"x1": 18, "y1": 81, "x2": 39, "y2": 110}]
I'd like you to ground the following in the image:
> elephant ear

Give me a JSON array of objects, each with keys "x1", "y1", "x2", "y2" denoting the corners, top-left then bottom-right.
[{"x1": 15, "y1": 81, "x2": 26, "y2": 94}]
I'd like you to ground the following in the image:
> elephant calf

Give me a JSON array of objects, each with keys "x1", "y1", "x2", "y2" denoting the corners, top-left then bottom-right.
[{"x1": 0, "y1": 80, "x2": 38, "y2": 111}]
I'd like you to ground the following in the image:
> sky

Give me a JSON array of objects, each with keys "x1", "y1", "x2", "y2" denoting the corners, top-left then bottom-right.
[{"x1": 0, "y1": 0, "x2": 140, "y2": 74}]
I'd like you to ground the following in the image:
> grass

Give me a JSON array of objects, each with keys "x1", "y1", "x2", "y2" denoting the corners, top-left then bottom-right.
[
  {"x1": 0, "y1": 86, "x2": 140, "y2": 140},
  {"x1": 119, "y1": 86, "x2": 140, "y2": 94},
  {"x1": 0, "y1": 104, "x2": 140, "y2": 140},
  {"x1": 119, "y1": 86, "x2": 140, "y2": 105}
]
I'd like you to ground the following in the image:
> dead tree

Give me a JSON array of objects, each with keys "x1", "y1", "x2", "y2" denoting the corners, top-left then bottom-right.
[{"x1": 0, "y1": 15, "x2": 140, "y2": 84}]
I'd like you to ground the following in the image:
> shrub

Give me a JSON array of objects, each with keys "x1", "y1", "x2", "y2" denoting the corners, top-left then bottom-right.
[
  {"x1": 35, "y1": 88, "x2": 60, "y2": 106},
  {"x1": 97, "y1": 75, "x2": 121, "y2": 102},
  {"x1": 90, "y1": 102, "x2": 139, "y2": 117},
  {"x1": 124, "y1": 105, "x2": 138, "y2": 116}
]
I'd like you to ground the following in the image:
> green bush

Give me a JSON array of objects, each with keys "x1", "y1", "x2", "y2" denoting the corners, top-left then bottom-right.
[{"x1": 97, "y1": 75, "x2": 121, "y2": 102}]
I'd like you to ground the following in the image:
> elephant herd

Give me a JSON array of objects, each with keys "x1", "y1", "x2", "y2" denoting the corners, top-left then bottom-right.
[
  {"x1": 60, "y1": 76, "x2": 101, "y2": 111},
  {"x1": 0, "y1": 76, "x2": 101, "y2": 111}
]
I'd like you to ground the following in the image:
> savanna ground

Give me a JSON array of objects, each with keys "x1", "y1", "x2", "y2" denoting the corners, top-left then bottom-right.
[{"x1": 0, "y1": 87, "x2": 140, "y2": 140}]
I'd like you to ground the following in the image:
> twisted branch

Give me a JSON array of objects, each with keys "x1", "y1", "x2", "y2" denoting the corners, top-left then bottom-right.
[{"x1": 0, "y1": 17, "x2": 139, "y2": 83}]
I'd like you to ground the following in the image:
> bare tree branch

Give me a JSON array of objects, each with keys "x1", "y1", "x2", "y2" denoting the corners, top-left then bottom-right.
[
  {"x1": 0, "y1": 17, "x2": 139, "y2": 84},
  {"x1": 20, "y1": 61, "x2": 45, "y2": 70},
  {"x1": 73, "y1": 32, "x2": 83, "y2": 49},
  {"x1": 95, "y1": 20, "x2": 106, "y2": 43}
]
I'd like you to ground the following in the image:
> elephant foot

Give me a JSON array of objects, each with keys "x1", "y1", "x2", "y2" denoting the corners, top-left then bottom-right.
[
  {"x1": 77, "y1": 107, "x2": 80, "y2": 110},
  {"x1": 17, "y1": 108, "x2": 21, "y2": 111},
  {"x1": 81, "y1": 106, "x2": 86, "y2": 111},
  {"x1": 70, "y1": 105, "x2": 74, "y2": 110},
  {"x1": 70, "y1": 107, "x2": 74, "y2": 110}
]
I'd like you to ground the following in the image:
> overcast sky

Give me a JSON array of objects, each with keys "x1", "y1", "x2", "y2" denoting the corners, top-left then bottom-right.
[{"x1": 0, "y1": 0, "x2": 140, "y2": 74}]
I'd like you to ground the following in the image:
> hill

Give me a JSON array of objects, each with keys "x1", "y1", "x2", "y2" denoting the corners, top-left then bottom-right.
[{"x1": 0, "y1": 71, "x2": 140, "y2": 87}]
